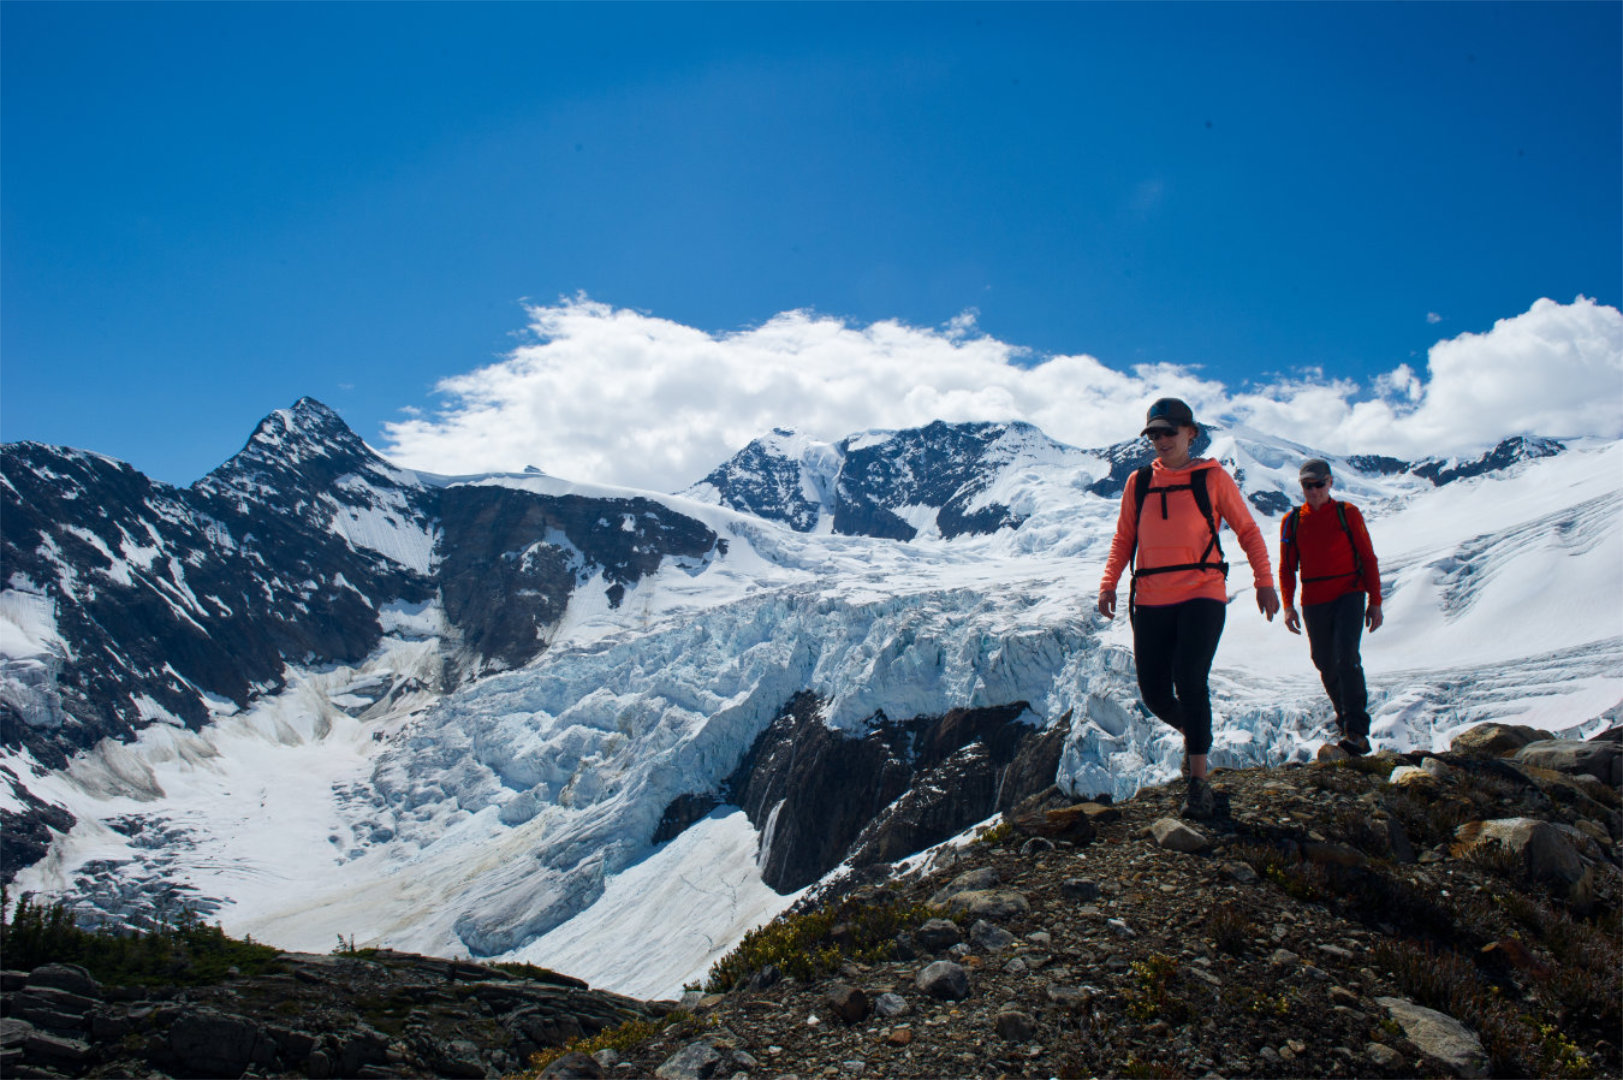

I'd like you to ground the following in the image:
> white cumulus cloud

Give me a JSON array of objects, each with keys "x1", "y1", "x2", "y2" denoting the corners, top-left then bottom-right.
[{"x1": 381, "y1": 295, "x2": 1623, "y2": 491}]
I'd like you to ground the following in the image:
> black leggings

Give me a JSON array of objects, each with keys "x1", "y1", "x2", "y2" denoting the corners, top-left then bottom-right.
[{"x1": 1131, "y1": 598, "x2": 1226, "y2": 756}]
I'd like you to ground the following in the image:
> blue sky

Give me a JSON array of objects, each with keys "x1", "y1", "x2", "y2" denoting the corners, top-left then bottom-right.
[{"x1": 3, "y1": 2, "x2": 1620, "y2": 490}]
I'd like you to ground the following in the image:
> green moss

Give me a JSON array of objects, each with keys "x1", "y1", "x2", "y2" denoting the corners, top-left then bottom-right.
[
  {"x1": 703, "y1": 889, "x2": 946, "y2": 993},
  {"x1": 520, "y1": 1011, "x2": 695, "y2": 1076}
]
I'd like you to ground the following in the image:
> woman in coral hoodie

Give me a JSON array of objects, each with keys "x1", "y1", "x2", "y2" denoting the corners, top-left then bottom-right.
[{"x1": 1096, "y1": 398, "x2": 1280, "y2": 818}]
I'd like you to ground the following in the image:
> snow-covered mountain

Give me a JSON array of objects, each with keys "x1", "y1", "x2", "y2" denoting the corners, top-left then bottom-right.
[{"x1": 3, "y1": 399, "x2": 1618, "y2": 999}]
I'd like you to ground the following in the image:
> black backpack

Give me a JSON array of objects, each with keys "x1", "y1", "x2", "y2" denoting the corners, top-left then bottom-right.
[
  {"x1": 1126, "y1": 464, "x2": 1229, "y2": 614},
  {"x1": 1281, "y1": 501, "x2": 1362, "y2": 584}
]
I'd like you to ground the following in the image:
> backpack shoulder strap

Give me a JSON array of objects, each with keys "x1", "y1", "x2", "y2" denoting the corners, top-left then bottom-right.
[
  {"x1": 1282, "y1": 506, "x2": 1301, "y2": 545},
  {"x1": 1335, "y1": 501, "x2": 1363, "y2": 580}
]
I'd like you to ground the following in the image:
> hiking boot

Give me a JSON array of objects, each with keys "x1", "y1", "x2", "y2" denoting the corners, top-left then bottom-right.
[
  {"x1": 1180, "y1": 776, "x2": 1216, "y2": 819},
  {"x1": 1337, "y1": 734, "x2": 1371, "y2": 757}
]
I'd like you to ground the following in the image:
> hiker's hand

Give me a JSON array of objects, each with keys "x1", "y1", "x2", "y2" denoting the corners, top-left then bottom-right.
[
  {"x1": 1366, "y1": 605, "x2": 1383, "y2": 632},
  {"x1": 1284, "y1": 606, "x2": 1302, "y2": 635},
  {"x1": 1097, "y1": 591, "x2": 1117, "y2": 620},
  {"x1": 1256, "y1": 586, "x2": 1280, "y2": 621}
]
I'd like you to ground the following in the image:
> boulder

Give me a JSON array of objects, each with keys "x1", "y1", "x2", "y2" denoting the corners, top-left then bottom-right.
[
  {"x1": 1450, "y1": 723, "x2": 1550, "y2": 758},
  {"x1": 539, "y1": 1051, "x2": 604, "y2": 1079},
  {"x1": 969, "y1": 920, "x2": 1015, "y2": 952},
  {"x1": 1452, "y1": 818, "x2": 1585, "y2": 885},
  {"x1": 1376, "y1": 997, "x2": 1488, "y2": 1078},
  {"x1": 915, "y1": 960, "x2": 971, "y2": 1000},
  {"x1": 655, "y1": 1039, "x2": 724, "y2": 1080},
  {"x1": 944, "y1": 889, "x2": 1030, "y2": 920},
  {"x1": 914, "y1": 918, "x2": 963, "y2": 953},
  {"x1": 168, "y1": 1009, "x2": 272, "y2": 1077},
  {"x1": 929, "y1": 867, "x2": 999, "y2": 904},
  {"x1": 1150, "y1": 817, "x2": 1210, "y2": 853},
  {"x1": 1515, "y1": 738, "x2": 1621, "y2": 787},
  {"x1": 23, "y1": 964, "x2": 101, "y2": 999}
]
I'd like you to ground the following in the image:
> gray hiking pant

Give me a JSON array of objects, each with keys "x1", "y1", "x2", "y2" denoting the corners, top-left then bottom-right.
[{"x1": 1303, "y1": 591, "x2": 1370, "y2": 738}]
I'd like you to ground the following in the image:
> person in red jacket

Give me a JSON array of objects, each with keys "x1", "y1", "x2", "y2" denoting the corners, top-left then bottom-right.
[
  {"x1": 1280, "y1": 458, "x2": 1383, "y2": 755},
  {"x1": 1098, "y1": 397, "x2": 1279, "y2": 818}
]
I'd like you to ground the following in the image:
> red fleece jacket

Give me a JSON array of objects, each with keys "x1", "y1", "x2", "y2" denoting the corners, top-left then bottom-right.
[{"x1": 1278, "y1": 499, "x2": 1381, "y2": 609}]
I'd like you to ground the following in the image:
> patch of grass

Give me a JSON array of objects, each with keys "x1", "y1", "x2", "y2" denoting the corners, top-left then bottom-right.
[
  {"x1": 1325, "y1": 754, "x2": 1399, "y2": 780},
  {"x1": 520, "y1": 1011, "x2": 695, "y2": 1076},
  {"x1": 1204, "y1": 901, "x2": 1253, "y2": 956},
  {"x1": 1371, "y1": 937, "x2": 1598, "y2": 1078},
  {"x1": 1, "y1": 888, "x2": 283, "y2": 987},
  {"x1": 489, "y1": 960, "x2": 580, "y2": 985},
  {"x1": 703, "y1": 890, "x2": 944, "y2": 993},
  {"x1": 1123, "y1": 953, "x2": 1190, "y2": 1024},
  {"x1": 976, "y1": 821, "x2": 1016, "y2": 846},
  {"x1": 1117, "y1": 1051, "x2": 1181, "y2": 1078}
]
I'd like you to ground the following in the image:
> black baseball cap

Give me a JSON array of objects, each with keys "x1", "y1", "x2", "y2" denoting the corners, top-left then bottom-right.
[{"x1": 1142, "y1": 397, "x2": 1196, "y2": 436}]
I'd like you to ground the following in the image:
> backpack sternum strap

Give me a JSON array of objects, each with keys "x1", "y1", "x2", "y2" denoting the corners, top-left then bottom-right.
[{"x1": 1127, "y1": 464, "x2": 1230, "y2": 586}]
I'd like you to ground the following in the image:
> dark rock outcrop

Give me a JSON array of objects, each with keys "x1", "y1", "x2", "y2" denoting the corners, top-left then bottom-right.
[
  {"x1": 719, "y1": 694, "x2": 1068, "y2": 893},
  {"x1": 0, "y1": 951, "x2": 658, "y2": 1080}
]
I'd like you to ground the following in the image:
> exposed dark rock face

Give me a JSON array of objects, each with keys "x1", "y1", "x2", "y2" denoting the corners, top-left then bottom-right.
[
  {"x1": 437, "y1": 487, "x2": 723, "y2": 674},
  {"x1": 718, "y1": 694, "x2": 1067, "y2": 893},
  {"x1": 0, "y1": 401, "x2": 437, "y2": 769},
  {"x1": 690, "y1": 429, "x2": 827, "y2": 532},
  {"x1": 832, "y1": 422, "x2": 1036, "y2": 540},
  {"x1": 1411, "y1": 436, "x2": 1564, "y2": 485},
  {"x1": 694, "y1": 420, "x2": 1069, "y2": 539}
]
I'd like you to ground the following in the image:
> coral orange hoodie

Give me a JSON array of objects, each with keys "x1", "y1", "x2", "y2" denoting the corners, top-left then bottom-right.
[{"x1": 1099, "y1": 458, "x2": 1274, "y2": 608}]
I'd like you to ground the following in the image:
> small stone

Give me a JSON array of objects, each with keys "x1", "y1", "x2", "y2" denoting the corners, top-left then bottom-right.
[
  {"x1": 1365, "y1": 1042, "x2": 1405, "y2": 1068},
  {"x1": 873, "y1": 992, "x2": 909, "y2": 1018},
  {"x1": 1258, "y1": 1046, "x2": 1282, "y2": 1064},
  {"x1": 1045, "y1": 985, "x2": 1090, "y2": 1011},
  {"x1": 1269, "y1": 948, "x2": 1300, "y2": 967},
  {"x1": 825, "y1": 983, "x2": 870, "y2": 1024},
  {"x1": 1020, "y1": 837, "x2": 1056, "y2": 856},
  {"x1": 1061, "y1": 878, "x2": 1101, "y2": 901},
  {"x1": 994, "y1": 1009, "x2": 1037, "y2": 1043},
  {"x1": 1107, "y1": 918, "x2": 1136, "y2": 938},
  {"x1": 655, "y1": 1041, "x2": 722, "y2": 1080},
  {"x1": 1221, "y1": 860, "x2": 1259, "y2": 884},
  {"x1": 886, "y1": 1026, "x2": 914, "y2": 1047},
  {"x1": 1278, "y1": 1045, "x2": 1296, "y2": 1062},
  {"x1": 1026, "y1": 931, "x2": 1052, "y2": 947},
  {"x1": 1002, "y1": 957, "x2": 1029, "y2": 976},
  {"x1": 1329, "y1": 986, "x2": 1360, "y2": 1007}
]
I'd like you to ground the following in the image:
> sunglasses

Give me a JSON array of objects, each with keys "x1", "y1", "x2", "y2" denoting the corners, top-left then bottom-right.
[
  {"x1": 1302, "y1": 479, "x2": 1328, "y2": 489},
  {"x1": 1145, "y1": 428, "x2": 1182, "y2": 440}
]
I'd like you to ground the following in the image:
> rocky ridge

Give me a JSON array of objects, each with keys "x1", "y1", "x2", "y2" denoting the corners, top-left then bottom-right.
[
  {"x1": 3, "y1": 724, "x2": 1617, "y2": 1079},
  {"x1": 530, "y1": 725, "x2": 1619, "y2": 1080}
]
